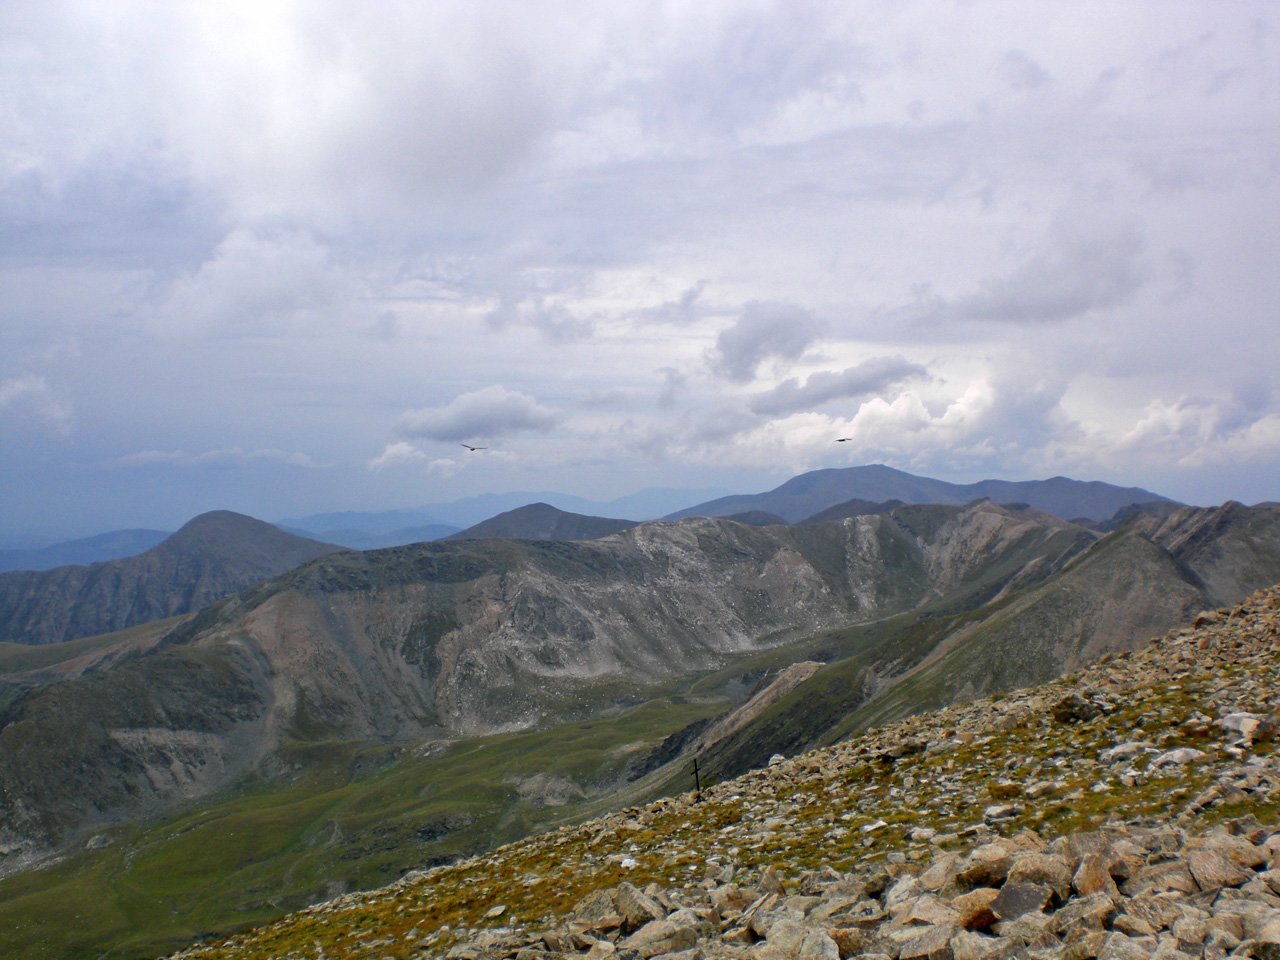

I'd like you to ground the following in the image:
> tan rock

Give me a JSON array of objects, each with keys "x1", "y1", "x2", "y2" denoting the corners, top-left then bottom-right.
[
  {"x1": 1072, "y1": 852, "x2": 1121, "y2": 898},
  {"x1": 1122, "y1": 860, "x2": 1198, "y2": 897},
  {"x1": 621, "y1": 918, "x2": 698, "y2": 959},
  {"x1": 904, "y1": 894, "x2": 961, "y2": 928},
  {"x1": 950, "y1": 888, "x2": 1000, "y2": 931},
  {"x1": 1187, "y1": 848, "x2": 1253, "y2": 890},
  {"x1": 616, "y1": 882, "x2": 666, "y2": 933},
  {"x1": 897, "y1": 923, "x2": 958, "y2": 960},
  {"x1": 1007, "y1": 852, "x2": 1072, "y2": 903}
]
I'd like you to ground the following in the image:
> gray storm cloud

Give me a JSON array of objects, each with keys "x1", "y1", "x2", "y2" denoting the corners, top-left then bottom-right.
[
  {"x1": 709, "y1": 301, "x2": 825, "y2": 382},
  {"x1": 749, "y1": 357, "x2": 929, "y2": 416},
  {"x1": 397, "y1": 386, "x2": 561, "y2": 443},
  {"x1": 955, "y1": 224, "x2": 1147, "y2": 324}
]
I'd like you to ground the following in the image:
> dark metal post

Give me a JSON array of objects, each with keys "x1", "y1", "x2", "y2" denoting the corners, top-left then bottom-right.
[{"x1": 693, "y1": 757, "x2": 702, "y2": 801}]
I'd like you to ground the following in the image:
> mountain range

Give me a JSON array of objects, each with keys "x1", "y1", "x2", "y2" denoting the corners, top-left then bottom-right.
[
  {"x1": 0, "y1": 466, "x2": 1273, "y2": 959},
  {"x1": 2, "y1": 466, "x2": 1181, "y2": 568},
  {"x1": 666, "y1": 464, "x2": 1176, "y2": 522}
]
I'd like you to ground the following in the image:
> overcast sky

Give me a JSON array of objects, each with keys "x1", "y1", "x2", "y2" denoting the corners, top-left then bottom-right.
[{"x1": 3, "y1": 1, "x2": 1278, "y2": 543}]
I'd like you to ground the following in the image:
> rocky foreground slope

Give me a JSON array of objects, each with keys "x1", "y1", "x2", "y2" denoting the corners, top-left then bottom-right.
[{"x1": 172, "y1": 584, "x2": 1280, "y2": 960}]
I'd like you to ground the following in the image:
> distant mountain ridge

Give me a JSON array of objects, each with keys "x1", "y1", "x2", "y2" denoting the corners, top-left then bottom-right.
[
  {"x1": 0, "y1": 528, "x2": 170, "y2": 573},
  {"x1": 666, "y1": 464, "x2": 1177, "y2": 522},
  {"x1": 0, "y1": 511, "x2": 342, "y2": 645},
  {"x1": 279, "y1": 485, "x2": 733, "y2": 537},
  {"x1": 447, "y1": 503, "x2": 640, "y2": 541}
]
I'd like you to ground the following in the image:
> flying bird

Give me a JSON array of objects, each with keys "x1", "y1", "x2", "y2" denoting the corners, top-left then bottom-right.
[
  {"x1": 460, "y1": 443, "x2": 488, "y2": 452},
  {"x1": 835, "y1": 438, "x2": 853, "y2": 442}
]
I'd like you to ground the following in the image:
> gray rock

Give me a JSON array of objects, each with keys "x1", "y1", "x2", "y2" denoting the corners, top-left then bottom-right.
[{"x1": 990, "y1": 883, "x2": 1052, "y2": 921}]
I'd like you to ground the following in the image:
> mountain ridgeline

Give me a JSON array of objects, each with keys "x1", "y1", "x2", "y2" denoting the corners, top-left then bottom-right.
[
  {"x1": 5, "y1": 498, "x2": 1280, "y2": 882},
  {"x1": 666, "y1": 463, "x2": 1177, "y2": 522},
  {"x1": 446, "y1": 502, "x2": 640, "y2": 542},
  {"x1": 0, "y1": 511, "x2": 342, "y2": 646}
]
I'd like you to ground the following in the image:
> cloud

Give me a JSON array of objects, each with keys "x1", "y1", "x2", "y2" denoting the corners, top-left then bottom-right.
[
  {"x1": 999, "y1": 50, "x2": 1051, "y2": 91},
  {"x1": 366, "y1": 443, "x2": 462, "y2": 477},
  {"x1": 485, "y1": 295, "x2": 595, "y2": 342},
  {"x1": 708, "y1": 300, "x2": 824, "y2": 381},
  {"x1": 954, "y1": 223, "x2": 1147, "y2": 324},
  {"x1": 657, "y1": 367, "x2": 687, "y2": 408},
  {"x1": 748, "y1": 356, "x2": 928, "y2": 415},
  {"x1": 644, "y1": 4, "x2": 864, "y2": 143},
  {"x1": 157, "y1": 228, "x2": 356, "y2": 336},
  {"x1": 640, "y1": 281, "x2": 709, "y2": 326},
  {"x1": 0, "y1": 375, "x2": 72, "y2": 435},
  {"x1": 1115, "y1": 396, "x2": 1280, "y2": 468},
  {"x1": 397, "y1": 385, "x2": 560, "y2": 443},
  {"x1": 368, "y1": 441, "x2": 430, "y2": 471},
  {"x1": 106, "y1": 447, "x2": 322, "y2": 469}
]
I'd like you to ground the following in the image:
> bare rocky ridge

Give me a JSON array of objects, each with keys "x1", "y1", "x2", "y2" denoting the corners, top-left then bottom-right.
[{"x1": 171, "y1": 584, "x2": 1280, "y2": 960}]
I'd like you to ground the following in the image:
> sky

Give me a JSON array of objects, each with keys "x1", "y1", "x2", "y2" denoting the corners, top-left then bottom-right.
[{"x1": 3, "y1": 1, "x2": 1279, "y2": 544}]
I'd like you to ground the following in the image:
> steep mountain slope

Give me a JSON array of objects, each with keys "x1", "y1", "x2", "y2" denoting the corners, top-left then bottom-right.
[
  {"x1": 1135, "y1": 500, "x2": 1280, "y2": 607},
  {"x1": 0, "y1": 511, "x2": 343, "y2": 645},
  {"x1": 447, "y1": 503, "x2": 640, "y2": 541},
  {"x1": 649, "y1": 506, "x2": 1280, "y2": 788},
  {"x1": 0, "y1": 503, "x2": 1094, "y2": 868},
  {"x1": 667, "y1": 464, "x2": 1175, "y2": 523},
  {"x1": 167, "y1": 583, "x2": 1280, "y2": 960},
  {"x1": 0, "y1": 528, "x2": 169, "y2": 573}
]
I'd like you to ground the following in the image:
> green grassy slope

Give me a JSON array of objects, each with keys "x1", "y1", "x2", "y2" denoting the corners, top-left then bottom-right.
[{"x1": 0, "y1": 695, "x2": 725, "y2": 960}]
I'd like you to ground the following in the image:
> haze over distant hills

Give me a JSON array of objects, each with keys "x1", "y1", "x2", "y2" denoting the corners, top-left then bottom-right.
[
  {"x1": 0, "y1": 468, "x2": 1177, "y2": 565},
  {"x1": 279, "y1": 485, "x2": 731, "y2": 547},
  {"x1": 0, "y1": 511, "x2": 341, "y2": 645},
  {"x1": 666, "y1": 464, "x2": 1178, "y2": 522},
  {"x1": 0, "y1": 528, "x2": 170, "y2": 573}
]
